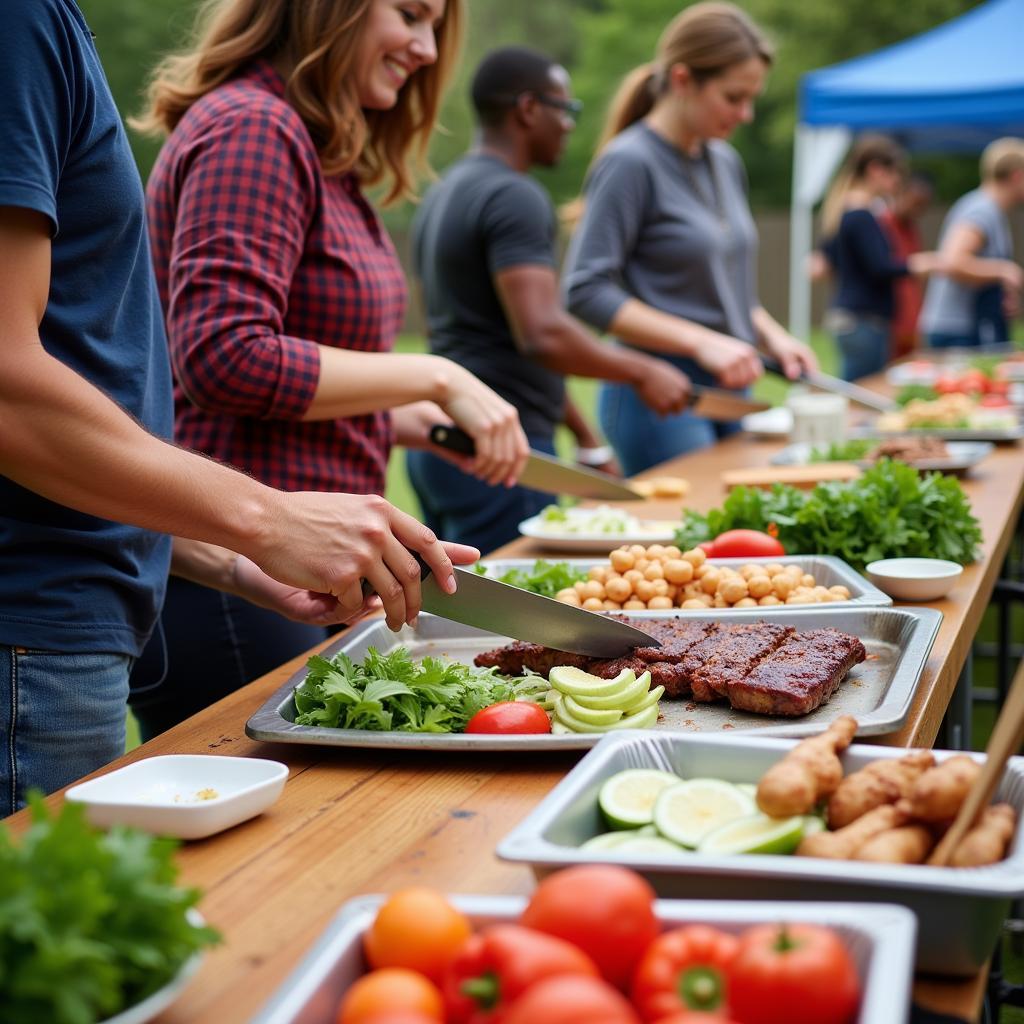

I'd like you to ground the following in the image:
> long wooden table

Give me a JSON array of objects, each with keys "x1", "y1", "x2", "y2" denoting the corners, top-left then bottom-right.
[{"x1": 9, "y1": 421, "x2": 1024, "y2": 1023}]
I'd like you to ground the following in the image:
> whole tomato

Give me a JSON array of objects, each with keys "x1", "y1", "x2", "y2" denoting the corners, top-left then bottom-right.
[
  {"x1": 500, "y1": 974, "x2": 641, "y2": 1024},
  {"x1": 632, "y1": 925, "x2": 739, "y2": 1021},
  {"x1": 359, "y1": 1015, "x2": 441, "y2": 1024},
  {"x1": 336, "y1": 968, "x2": 444, "y2": 1024},
  {"x1": 519, "y1": 866, "x2": 659, "y2": 991},
  {"x1": 466, "y1": 702, "x2": 551, "y2": 735},
  {"x1": 364, "y1": 888, "x2": 473, "y2": 984},
  {"x1": 726, "y1": 924, "x2": 861, "y2": 1024},
  {"x1": 705, "y1": 530, "x2": 785, "y2": 559},
  {"x1": 653, "y1": 1015, "x2": 741, "y2": 1024}
]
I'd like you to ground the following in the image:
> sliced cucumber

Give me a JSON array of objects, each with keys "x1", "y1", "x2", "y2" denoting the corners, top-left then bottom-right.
[
  {"x1": 598, "y1": 768, "x2": 682, "y2": 829},
  {"x1": 548, "y1": 665, "x2": 636, "y2": 698},
  {"x1": 698, "y1": 812, "x2": 809, "y2": 856},
  {"x1": 606, "y1": 702, "x2": 660, "y2": 730},
  {"x1": 654, "y1": 779, "x2": 755, "y2": 848},
  {"x1": 561, "y1": 694, "x2": 624, "y2": 727},
  {"x1": 576, "y1": 672, "x2": 650, "y2": 710}
]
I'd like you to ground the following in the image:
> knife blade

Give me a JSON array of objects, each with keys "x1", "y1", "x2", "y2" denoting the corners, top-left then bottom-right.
[
  {"x1": 688, "y1": 385, "x2": 770, "y2": 421},
  {"x1": 429, "y1": 425, "x2": 645, "y2": 501},
  {"x1": 761, "y1": 358, "x2": 897, "y2": 413}
]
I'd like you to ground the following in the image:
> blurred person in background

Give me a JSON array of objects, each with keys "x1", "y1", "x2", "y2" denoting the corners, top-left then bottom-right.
[
  {"x1": 407, "y1": 46, "x2": 691, "y2": 551},
  {"x1": 920, "y1": 137, "x2": 1024, "y2": 349},
  {"x1": 128, "y1": 0, "x2": 529, "y2": 740},
  {"x1": 561, "y1": 2, "x2": 816, "y2": 475}
]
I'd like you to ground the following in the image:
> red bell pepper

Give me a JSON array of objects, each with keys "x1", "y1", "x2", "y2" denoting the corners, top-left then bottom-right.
[{"x1": 442, "y1": 924, "x2": 599, "y2": 1024}]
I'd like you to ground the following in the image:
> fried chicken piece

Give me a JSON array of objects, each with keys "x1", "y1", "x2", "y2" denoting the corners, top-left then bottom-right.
[
  {"x1": 949, "y1": 804, "x2": 1017, "y2": 867},
  {"x1": 827, "y1": 750, "x2": 935, "y2": 829},
  {"x1": 797, "y1": 803, "x2": 907, "y2": 860}
]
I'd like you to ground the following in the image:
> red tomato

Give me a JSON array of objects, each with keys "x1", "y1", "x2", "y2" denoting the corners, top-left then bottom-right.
[
  {"x1": 500, "y1": 975, "x2": 641, "y2": 1024},
  {"x1": 519, "y1": 866, "x2": 659, "y2": 991},
  {"x1": 980, "y1": 394, "x2": 1012, "y2": 408},
  {"x1": 359, "y1": 1015, "x2": 441, "y2": 1024},
  {"x1": 987, "y1": 378, "x2": 1011, "y2": 397},
  {"x1": 653, "y1": 1015, "x2": 740, "y2": 1024},
  {"x1": 933, "y1": 376, "x2": 961, "y2": 395},
  {"x1": 336, "y1": 969, "x2": 444, "y2": 1024},
  {"x1": 465, "y1": 701, "x2": 551, "y2": 734},
  {"x1": 706, "y1": 530, "x2": 785, "y2": 559},
  {"x1": 726, "y1": 924, "x2": 861, "y2": 1024},
  {"x1": 364, "y1": 888, "x2": 473, "y2": 983},
  {"x1": 958, "y1": 370, "x2": 989, "y2": 393}
]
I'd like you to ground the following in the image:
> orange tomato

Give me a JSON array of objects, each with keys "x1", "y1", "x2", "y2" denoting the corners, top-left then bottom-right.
[
  {"x1": 364, "y1": 888, "x2": 473, "y2": 984},
  {"x1": 336, "y1": 968, "x2": 444, "y2": 1024}
]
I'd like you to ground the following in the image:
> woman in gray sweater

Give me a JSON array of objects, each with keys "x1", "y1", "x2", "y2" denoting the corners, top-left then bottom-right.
[{"x1": 563, "y1": 2, "x2": 816, "y2": 474}]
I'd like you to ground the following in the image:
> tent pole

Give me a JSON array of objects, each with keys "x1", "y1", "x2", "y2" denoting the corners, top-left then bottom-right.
[{"x1": 788, "y1": 126, "x2": 813, "y2": 342}]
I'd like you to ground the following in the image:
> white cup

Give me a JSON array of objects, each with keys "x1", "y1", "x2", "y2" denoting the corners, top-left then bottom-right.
[{"x1": 786, "y1": 391, "x2": 849, "y2": 446}]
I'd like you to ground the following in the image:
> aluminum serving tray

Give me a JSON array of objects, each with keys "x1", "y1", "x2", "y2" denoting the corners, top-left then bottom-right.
[
  {"x1": 498, "y1": 730, "x2": 1024, "y2": 974},
  {"x1": 478, "y1": 555, "x2": 893, "y2": 610},
  {"x1": 770, "y1": 440, "x2": 994, "y2": 476},
  {"x1": 251, "y1": 894, "x2": 916, "y2": 1024},
  {"x1": 851, "y1": 420, "x2": 1024, "y2": 443},
  {"x1": 245, "y1": 606, "x2": 940, "y2": 751}
]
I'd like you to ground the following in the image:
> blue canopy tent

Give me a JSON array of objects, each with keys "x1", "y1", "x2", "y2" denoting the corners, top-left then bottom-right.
[{"x1": 788, "y1": 0, "x2": 1024, "y2": 339}]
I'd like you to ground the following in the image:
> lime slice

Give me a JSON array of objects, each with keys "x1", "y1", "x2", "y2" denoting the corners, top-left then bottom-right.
[
  {"x1": 598, "y1": 768, "x2": 681, "y2": 829},
  {"x1": 561, "y1": 694, "x2": 624, "y2": 727},
  {"x1": 654, "y1": 779, "x2": 755, "y2": 848},
  {"x1": 580, "y1": 824, "x2": 658, "y2": 851},
  {"x1": 549, "y1": 665, "x2": 636, "y2": 698},
  {"x1": 613, "y1": 836, "x2": 686, "y2": 856},
  {"x1": 577, "y1": 672, "x2": 650, "y2": 710},
  {"x1": 698, "y1": 813, "x2": 808, "y2": 856},
  {"x1": 736, "y1": 783, "x2": 758, "y2": 798},
  {"x1": 802, "y1": 815, "x2": 826, "y2": 838}
]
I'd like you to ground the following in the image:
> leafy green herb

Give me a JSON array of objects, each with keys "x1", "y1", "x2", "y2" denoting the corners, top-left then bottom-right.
[
  {"x1": 481, "y1": 559, "x2": 588, "y2": 597},
  {"x1": 0, "y1": 796, "x2": 219, "y2": 1024},
  {"x1": 674, "y1": 459, "x2": 982, "y2": 571},
  {"x1": 294, "y1": 647, "x2": 546, "y2": 732},
  {"x1": 806, "y1": 439, "x2": 873, "y2": 463},
  {"x1": 968, "y1": 355, "x2": 1001, "y2": 378},
  {"x1": 896, "y1": 384, "x2": 938, "y2": 406}
]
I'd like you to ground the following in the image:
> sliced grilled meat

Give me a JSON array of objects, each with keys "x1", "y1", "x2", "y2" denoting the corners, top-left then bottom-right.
[{"x1": 684, "y1": 623, "x2": 795, "y2": 702}]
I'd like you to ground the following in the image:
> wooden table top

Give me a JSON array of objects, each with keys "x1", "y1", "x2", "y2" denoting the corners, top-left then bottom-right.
[{"x1": 8, "y1": 390, "x2": 1021, "y2": 1023}]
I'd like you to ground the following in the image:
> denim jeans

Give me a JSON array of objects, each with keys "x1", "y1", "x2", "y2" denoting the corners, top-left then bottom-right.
[
  {"x1": 832, "y1": 314, "x2": 890, "y2": 382},
  {"x1": 0, "y1": 645, "x2": 131, "y2": 816},
  {"x1": 407, "y1": 435, "x2": 557, "y2": 552}
]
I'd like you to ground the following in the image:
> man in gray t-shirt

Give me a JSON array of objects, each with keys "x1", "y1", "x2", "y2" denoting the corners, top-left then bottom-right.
[{"x1": 920, "y1": 138, "x2": 1024, "y2": 348}]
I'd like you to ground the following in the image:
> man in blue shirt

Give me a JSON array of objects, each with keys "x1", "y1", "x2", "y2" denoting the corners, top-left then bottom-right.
[{"x1": 0, "y1": 0, "x2": 474, "y2": 817}]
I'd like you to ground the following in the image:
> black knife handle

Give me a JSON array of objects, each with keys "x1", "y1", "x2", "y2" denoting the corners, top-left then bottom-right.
[
  {"x1": 360, "y1": 551, "x2": 432, "y2": 599},
  {"x1": 759, "y1": 357, "x2": 790, "y2": 379},
  {"x1": 429, "y1": 424, "x2": 476, "y2": 456}
]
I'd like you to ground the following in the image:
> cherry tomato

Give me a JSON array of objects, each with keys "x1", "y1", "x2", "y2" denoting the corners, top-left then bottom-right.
[
  {"x1": 726, "y1": 924, "x2": 861, "y2": 1024},
  {"x1": 653, "y1": 1015, "x2": 740, "y2": 1024},
  {"x1": 500, "y1": 974, "x2": 641, "y2": 1024},
  {"x1": 933, "y1": 376, "x2": 961, "y2": 395},
  {"x1": 364, "y1": 888, "x2": 473, "y2": 984},
  {"x1": 466, "y1": 701, "x2": 551, "y2": 735},
  {"x1": 980, "y1": 394, "x2": 1012, "y2": 408},
  {"x1": 706, "y1": 530, "x2": 785, "y2": 559},
  {"x1": 519, "y1": 866, "x2": 659, "y2": 991},
  {"x1": 336, "y1": 968, "x2": 444, "y2": 1024},
  {"x1": 359, "y1": 1015, "x2": 441, "y2": 1024}
]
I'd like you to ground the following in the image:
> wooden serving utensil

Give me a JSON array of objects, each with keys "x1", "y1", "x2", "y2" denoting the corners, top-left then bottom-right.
[{"x1": 928, "y1": 656, "x2": 1024, "y2": 866}]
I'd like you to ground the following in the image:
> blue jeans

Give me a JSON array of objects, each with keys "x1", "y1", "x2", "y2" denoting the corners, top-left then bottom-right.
[
  {"x1": 833, "y1": 315, "x2": 890, "y2": 382},
  {"x1": 1, "y1": 645, "x2": 131, "y2": 816},
  {"x1": 407, "y1": 435, "x2": 557, "y2": 552},
  {"x1": 598, "y1": 354, "x2": 740, "y2": 477},
  {"x1": 928, "y1": 286, "x2": 1009, "y2": 350}
]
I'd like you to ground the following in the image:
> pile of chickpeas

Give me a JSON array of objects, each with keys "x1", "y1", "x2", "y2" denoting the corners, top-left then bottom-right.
[{"x1": 555, "y1": 544, "x2": 852, "y2": 612}]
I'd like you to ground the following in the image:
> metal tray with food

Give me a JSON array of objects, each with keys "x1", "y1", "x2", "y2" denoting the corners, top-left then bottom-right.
[
  {"x1": 497, "y1": 730, "x2": 1023, "y2": 974},
  {"x1": 517, "y1": 506, "x2": 679, "y2": 553},
  {"x1": 476, "y1": 555, "x2": 892, "y2": 610},
  {"x1": 770, "y1": 439, "x2": 994, "y2": 475},
  {"x1": 251, "y1": 893, "x2": 916, "y2": 1024},
  {"x1": 851, "y1": 421, "x2": 1024, "y2": 443},
  {"x1": 245, "y1": 605, "x2": 940, "y2": 751}
]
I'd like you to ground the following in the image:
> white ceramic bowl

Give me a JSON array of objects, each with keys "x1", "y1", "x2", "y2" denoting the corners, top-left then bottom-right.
[
  {"x1": 66, "y1": 754, "x2": 288, "y2": 839},
  {"x1": 864, "y1": 558, "x2": 964, "y2": 601}
]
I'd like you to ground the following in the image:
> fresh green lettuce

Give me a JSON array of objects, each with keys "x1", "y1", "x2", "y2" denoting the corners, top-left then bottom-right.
[{"x1": 476, "y1": 559, "x2": 588, "y2": 597}]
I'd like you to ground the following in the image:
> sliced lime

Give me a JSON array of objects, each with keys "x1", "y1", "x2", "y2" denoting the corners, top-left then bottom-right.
[
  {"x1": 549, "y1": 665, "x2": 636, "y2": 698},
  {"x1": 698, "y1": 813, "x2": 808, "y2": 856},
  {"x1": 654, "y1": 779, "x2": 755, "y2": 848},
  {"x1": 802, "y1": 815, "x2": 826, "y2": 838},
  {"x1": 613, "y1": 835, "x2": 686, "y2": 856},
  {"x1": 580, "y1": 824, "x2": 658, "y2": 851},
  {"x1": 577, "y1": 672, "x2": 650, "y2": 710},
  {"x1": 736, "y1": 783, "x2": 758, "y2": 798},
  {"x1": 598, "y1": 768, "x2": 681, "y2": 829}
]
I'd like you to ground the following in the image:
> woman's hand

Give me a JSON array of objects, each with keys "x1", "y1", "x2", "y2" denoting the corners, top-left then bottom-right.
[
  {"x1": 693, "y1": 332, "x2": 764, "y2": 390},
  {"x1": 762, "y1": 330, "x2": 818, "y2": 380}
]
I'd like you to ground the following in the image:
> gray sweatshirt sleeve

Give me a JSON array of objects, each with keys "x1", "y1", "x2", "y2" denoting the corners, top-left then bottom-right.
[{"x1": 562, "y1": 148, "x2": 651, "y2": 333}]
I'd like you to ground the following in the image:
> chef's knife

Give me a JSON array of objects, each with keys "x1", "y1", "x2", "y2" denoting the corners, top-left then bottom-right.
[
  {"x1": 761, "y1": 358, "x2": 897, "y2": 413},
  {"x1": 429, "y1": 425, "x2": 645, "y2": 501},
  {"x1": 688, "y1": 385, "x2": 770, "y2": 421},
  {"x1": 365, "y1": 561, "x2": 660, "y2": 658}
]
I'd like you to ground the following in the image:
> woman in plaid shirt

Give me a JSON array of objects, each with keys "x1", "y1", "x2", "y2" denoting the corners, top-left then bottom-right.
[{"x1": 128, "y1": 0, "x2": 527, "y2": 739}]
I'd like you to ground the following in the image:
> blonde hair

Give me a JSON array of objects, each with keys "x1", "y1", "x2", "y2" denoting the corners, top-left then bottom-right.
[
  {"x1": 131, "y1": 0, "x2": 463, "y2": 204},
  {"x1": 819, "y1": 134, "x2": 907, "y2": 238},
  {"x1": 563, "y1": 2, "x2": 771, "y2": 226},
  {"x1": 981, "y1": 137, "x2": 1024, "y2": 183}
]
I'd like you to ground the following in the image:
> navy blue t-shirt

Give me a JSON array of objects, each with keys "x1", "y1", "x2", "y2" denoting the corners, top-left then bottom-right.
[
  {"x1": 823, "y1": 208, "x2": 908, "y2": 321},
  {"x1": 0, "y1": 0, "x2": 173, "y2": 656}
]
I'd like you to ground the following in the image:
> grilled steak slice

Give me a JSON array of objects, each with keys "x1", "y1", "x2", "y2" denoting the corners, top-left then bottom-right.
[
  {"x1": 727, "y1": 628, "x2": 867, "y2": 716},
  {"x1": 587, "y1": 656, "x2": 648, "y2": 679},
  {"x1": 684, "y1": 623, "x2": 795, "y2": 702},
  {"x1": 634, "y1": 620, "x2": 720, "y2": 664},
  {"x1": 646, "y1": 660, "x2": 693, "y2": 698},
  {"x1": 473, "y1": 642, "x2": 590, "y2": 676}
]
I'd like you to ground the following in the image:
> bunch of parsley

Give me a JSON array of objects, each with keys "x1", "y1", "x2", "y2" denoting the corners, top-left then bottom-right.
[
  {"x1": 294, "y1": 647, "x2": 543, "y2": 732},
  {"x1": 0, "y1": 797, "x2": 219, "y2": 1024},
  {"x1": 675, "y1": 459, "x2": 982, "y2": 571},
  {"x1": 476, "y1": 558, "x2": 587, "y2": 598}
]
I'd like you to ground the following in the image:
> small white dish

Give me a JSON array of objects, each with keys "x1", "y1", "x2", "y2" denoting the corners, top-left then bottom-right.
[
  {"x1": 518, "y1": 508, "x2": 678, "y2": 553},
  {"x1": 66, "y1": 754, "x2": 288, "y2": 839},
  {"x1": 740, "y1": 406, "x2": 792, "y2": 437},
  {"x1": 864, "y1": 558, "x2": 964, "y2": 601}
]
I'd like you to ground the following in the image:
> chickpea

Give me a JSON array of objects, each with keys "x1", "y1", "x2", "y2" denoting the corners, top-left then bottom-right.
[
  {"x1": 694, "y1": 563, "x2": 710, "y2": 579},
  {"x1": 588, "y1": 565, "x2": 609, "y2": 582},
  {"x1": 581, "y1": 580, "x2": 605, "y2": 601},
  {"x1": 643, "y1": 560, "x2": 664, "y2": 581},
  {"x1": 623, "y1": 568, "x2": 645, "y2": 586},
  {"x1": 583, "y1": 596, "x2": 605, "y2": 611},
  {"x1": 759, "y1": 594, "x2": 783, "y2": 606},
  {"x1": 557, "y1": 591, "x2": 582, "y2": 606},
  {"x1": 610, "y1": 548, "x2": 635, "y2": 573},
  {"x1": 735, "y1": 597, "x2": 758, "y2": 608},
  {"x1": 573, "y1": 580, "x2": 588, "y2": 595},
  {"x1": 666, "y1": 584, "x2": 680, "y2": 602},
  {"x1": 700, "y1": 568, "x2": 722, "y2": 595},
  {"x1": 623, "y1": 599, "x2": 647, "y2": 610},
  {"x1": 817, "y1": 591, "x2": 835, "y2": 603},
  {"x1": 813, "y1": 585, "x2": 830, "y2": 597},
  {"x1": 764, "y1": 563, "x2": 784, "y2": 577},
  {"x1": 786, "y1": 593, "x2": 814, "y2": 605},
  {"x1": 770, "y1": 574, "x2": 793, "y2": 600},
  {"x1": 605, "y1": 576, "x2": 633, "y2": 603},
  {"x1": 683, "y1": 547, "x2": 707, "y2": 568},
  {"x1": 719, "y1": 566, "x2": 740, "y2": 579},
  {"x1": 648, "y1": 595, "x2": 674, "y2": 610},
  {"x1": 628, "y1": 544, "x2": 647, "y2": 558},
  {"x1": 662, "y1": 546, "x2": 682, "y2": 560},
  {"x1": 651, "y1": 578, "x2": 670, "y2": 597},
  {"x1": 633, "y1": 578, "x2": 657, "y2": 603},
  {"x1": 784, "y1": 564, "x2": 804, "y2": 578},
  {"x1": 718, "y1": 577, "x2": 749, "y2": 605},
  {"x1": 740, "y1": 563, "x2": 762, "y2": 580},
  {"x1": 664, "y1": 558, "x2": 694, "y2": 584},
  {"x1": 829, "y1": 585, "x2": 851, "y2": 600},
  {"x1": 646, "y1": 544, "x2": 667, "y2": 559},
  {"x1": 713, "y1": 593, "x2": 728, "y2": 608},
  {"x1": 634, "y1": 557, "x2": 650, "y2": 573},
  {"x1": 698, "y1": 593, "x2": 715, "y2": 607},
  {"x1": 747, "y1": 574, "x2": 773, "y2": 599},
  {"x1": 681, "y1": 599, "x2": 707, "y2": 609},
  {"x1": 801, "y1": 574, "x2": 817, "y2": 589},
  {"x1": 602, "y1": 599, "x2": 623, "y2": 611}
]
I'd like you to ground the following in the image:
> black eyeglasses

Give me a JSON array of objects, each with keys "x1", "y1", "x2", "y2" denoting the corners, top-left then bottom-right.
[{"x1": 533, "y1": 94, "x2": 584, "y2": 118}]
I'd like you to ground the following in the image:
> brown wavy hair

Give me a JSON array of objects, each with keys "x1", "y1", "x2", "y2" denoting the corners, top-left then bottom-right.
[
  {"x1": 131, "y1": 0, "x2": 463, "y2": 204},
  {"x1": 819, "y1": 134, "x2": 908, "y2": 238}
]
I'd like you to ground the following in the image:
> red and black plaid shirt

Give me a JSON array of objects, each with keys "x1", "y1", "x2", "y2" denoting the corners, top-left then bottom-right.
[{"x1": 146, "y1": 60, "x2": 406, "y2": 495}]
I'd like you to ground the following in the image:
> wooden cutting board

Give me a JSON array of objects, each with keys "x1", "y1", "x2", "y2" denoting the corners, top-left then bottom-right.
[{"x1": 722, "y1": 463, "x2": 861, "y2": 490}]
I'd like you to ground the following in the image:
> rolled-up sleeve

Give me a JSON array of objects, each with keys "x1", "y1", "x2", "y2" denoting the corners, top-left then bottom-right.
[
  {"x1": 562, "y1": 149, "x2": 651, "y2": 332},
  {"x1": 166, "y1": 110, "x2": 322, "y2": 420}
]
